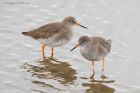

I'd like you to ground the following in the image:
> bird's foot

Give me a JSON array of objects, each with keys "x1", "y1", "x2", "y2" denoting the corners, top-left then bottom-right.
[
  {"x1": 43, "y1": 57, "x2": 48, "y2": 64},
  {"x1": 42, "y1": 56, "x2": 52, "y2": 64},
  {"x1": 100, "y1": 74, "x2": 108, "y2": 79},
  {"x1": 47, "y1": 56, "x2": 61, "y2": 62},
  {"x1": 90, "y1": 74, "x2": 95, "y2": 80}
]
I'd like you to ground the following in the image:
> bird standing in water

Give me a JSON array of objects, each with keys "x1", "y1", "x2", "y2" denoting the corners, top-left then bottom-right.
[
  {"x1": 71, "y1": 36, "x2": 111, "y2": 79},
  {"x1": 22, "y1": 16, "x2": 87, "y2": 63}
]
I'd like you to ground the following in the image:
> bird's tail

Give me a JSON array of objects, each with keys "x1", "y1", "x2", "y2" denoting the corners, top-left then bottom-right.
[
  {"x1": 108, "y1": 39, "x2": 112, "y2": 45},
  {"x1": 22, "y1": 32, "x2": 28, "y2": 36}
]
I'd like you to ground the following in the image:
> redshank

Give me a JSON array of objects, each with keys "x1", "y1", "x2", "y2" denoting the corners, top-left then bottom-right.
[
  {"x1": 71, "y1": 36, "x2": 111, "y2": 79},
  {"x1": 22, "y1": 16, "x2": 87, "y2": 63}
]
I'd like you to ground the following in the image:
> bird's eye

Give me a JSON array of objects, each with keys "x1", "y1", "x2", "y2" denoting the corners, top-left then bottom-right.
[
  {"x1": 71, "y1": 20, "x2": 75, "y2": 23},
  {"x1": 81, "y1": 41, "x2": 84, "y2": 43}
]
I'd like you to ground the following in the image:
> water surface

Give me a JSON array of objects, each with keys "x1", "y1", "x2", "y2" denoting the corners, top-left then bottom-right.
[{"x1": 0, "y1": 0, "x2": 140, "y2": 93}]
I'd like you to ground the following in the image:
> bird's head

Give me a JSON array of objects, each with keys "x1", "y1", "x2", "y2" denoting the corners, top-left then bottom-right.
[
  {"x1": 70, "y1": 36, "x2": 90, "y2": 51},
  {"x1": 63, "y1": 16, "x2": 87, "y2": 29}
]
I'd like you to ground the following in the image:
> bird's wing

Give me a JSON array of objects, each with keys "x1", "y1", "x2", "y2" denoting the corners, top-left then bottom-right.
[
  {"x1": 98, "y1": 38, "x2": 112, "y2": 53},
  {"x1": 24, "y1": 22, "x2": 61, "y2": 39}
]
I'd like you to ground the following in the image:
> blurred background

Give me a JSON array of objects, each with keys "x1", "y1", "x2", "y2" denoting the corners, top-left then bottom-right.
[{"x1": 0, "y1": 0, "x2": 140, "y2": 93}]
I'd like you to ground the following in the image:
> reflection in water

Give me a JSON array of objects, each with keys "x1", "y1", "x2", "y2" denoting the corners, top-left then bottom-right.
[
  {"x1": 82, "y1": 80, "x2": 115, "y2": 93},
  {"x1": 22, "y1": 61, "x2": 77, "y2": 85},
  {"x1": 21, "y1": 60, "x2": 77, "y2": 92},
  {"x1": 21, "y1": 60, "x2": 116, "y2": 93},
  {"x1": 32, "y1": 80, "x2": 62, "y2": 92}
]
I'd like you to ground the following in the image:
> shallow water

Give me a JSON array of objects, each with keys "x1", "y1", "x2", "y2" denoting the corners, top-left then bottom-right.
[{"x1": 0, "y1": 0, "x2": 140, "y2": 93}]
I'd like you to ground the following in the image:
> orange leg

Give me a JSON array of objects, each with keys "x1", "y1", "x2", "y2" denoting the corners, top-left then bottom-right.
[
  {"x1": 101, "y1": 59, "x2": 105, "y2": 75},
  {"x1": 90, "y1": 61, "x2": 95, "y2": 79},
  {"x1": 101, "y1": 58, "x2": 106, "y2": 79},
  {"x1": 42, "y1": 45, "x2": 46, "y2": 64},
  {"x1": 42, "y1": 45, "x2": 45, "y2": 58},
  {"x1": 51, "y1": 47, "x2": 54, "y2": 58}
]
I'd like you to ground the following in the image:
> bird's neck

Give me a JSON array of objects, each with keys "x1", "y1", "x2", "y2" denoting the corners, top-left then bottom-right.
[
  {"x1": 67, "y1": 25, "x2": 74, "y2": 31},
  {"x1": 80, "y1": 42, "x2": 92, "y2": 54},
  {"x1": 63, "y1": 22, "x2": 73, "y2": 30}
]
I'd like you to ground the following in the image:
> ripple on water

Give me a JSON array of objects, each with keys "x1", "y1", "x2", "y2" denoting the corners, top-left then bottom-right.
[
  {"x1": 103, "y1": 20, "x2": 111, "y2": 24},
  {"x1": 29, "y1": 5, "x2": 39, "y2": 8},
  {"x1": 23, "y1": 44, "x2": 34, "y2": 48},
  {"x1": 4, "y1": 15, "x2": 14, "y2": 20},
  {"x1": 20, "y1": 61, "x2": 78, "y2": 92},
  {"x1": 40, "y1": 9, "x2": 51, "y2": 13},
  {"x1": 21, "y1": 61, "x2": 77, "y2": 85},
  {"x1": 50, "y1": 4, "x2": 59, "y2": 9},
  {"x1": 68, "y1": 5, "x2": 75, "y2": 8},
  {"x1": 95, "y1": 16, "x2": 102, "y2": 20},
  {"x1": 5, "y1": 8, "x2": 19, "y2": 12},
  {"x1": 98, "y1": 0, "x2": 107, "y2": 4}
]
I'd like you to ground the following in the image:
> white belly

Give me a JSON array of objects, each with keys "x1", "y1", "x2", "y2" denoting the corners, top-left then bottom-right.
[
  {"x1": 80, "y1": 45, "x2": 105, "y2": 61},
  {"x1": 38, "y1": 32, "x2": 73, "y2": 47},
  {"x1": 38, "y1": 37, "x2": 69, "y2": 47}
]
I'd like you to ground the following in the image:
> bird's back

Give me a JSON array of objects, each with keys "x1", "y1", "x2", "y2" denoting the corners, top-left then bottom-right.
[
  {"x1": 22, "y1": 22, "x2": 69, "y2": 39},
  {"x1": 91, "y1": 36, "x2": 112, "y2": 60},
  {"x1": 91, "y1": 36, "x2": 111, "y2": 51}
]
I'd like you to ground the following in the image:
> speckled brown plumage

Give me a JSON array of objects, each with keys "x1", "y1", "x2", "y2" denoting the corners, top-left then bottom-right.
[
  {"x1": 22, "y1": 22, "x2": 68, "y2": 39},
  {"x1": 22, "y1": 16, "x2": 87, "y2": 62},
  {"x1": 71, "y1": 35, "x2": 112, "y2": 79}
]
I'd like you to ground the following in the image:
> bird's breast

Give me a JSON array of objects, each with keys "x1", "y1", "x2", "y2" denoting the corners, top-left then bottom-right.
[{"x1": 80, "y1": 45, "x2": 97, "y2": 61}]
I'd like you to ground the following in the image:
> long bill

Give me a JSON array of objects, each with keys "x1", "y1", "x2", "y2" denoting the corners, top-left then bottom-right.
[
  {"x1": 70, "y1": 44, "x2": 80, "y2": 51},
  {"x1": 75, "y1": 22, "x2": 88, "y2": 29}
]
